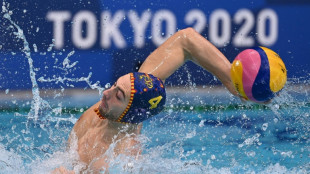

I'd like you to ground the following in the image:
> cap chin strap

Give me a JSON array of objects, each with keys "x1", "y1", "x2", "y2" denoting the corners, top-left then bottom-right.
[{"x1": 94, "y1": 107, "x2": 106, "y2": 120}]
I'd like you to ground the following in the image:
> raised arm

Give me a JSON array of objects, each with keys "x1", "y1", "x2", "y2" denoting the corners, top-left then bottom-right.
[{"x1": 138, "y1": 27, "x2": 237, "y2": 96}]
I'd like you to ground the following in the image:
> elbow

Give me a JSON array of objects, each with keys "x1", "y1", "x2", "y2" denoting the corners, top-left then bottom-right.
[
  {"x1": 177, "y1": 27, "x2": 197, "y2": 38},
  {"x1": 176, "y1": 27, "x2": 198, "y2": 60}
]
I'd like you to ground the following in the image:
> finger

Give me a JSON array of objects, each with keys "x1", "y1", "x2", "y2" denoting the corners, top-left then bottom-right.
[{"x1": 263, "y1": 99, "x2": 272, "y2": 104}]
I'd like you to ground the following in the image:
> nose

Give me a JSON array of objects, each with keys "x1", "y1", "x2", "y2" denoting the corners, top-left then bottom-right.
[
  {"x1": 103, "y1": 89, "x2": 109, "y2": 99},
  {"x1": 103, "y1": 88, "x2": 113, "y2": 100}
]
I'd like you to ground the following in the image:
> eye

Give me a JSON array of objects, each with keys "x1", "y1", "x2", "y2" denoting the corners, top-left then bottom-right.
[{"x1": 116, "y1": 89, "x2": 122, "y2": 100}]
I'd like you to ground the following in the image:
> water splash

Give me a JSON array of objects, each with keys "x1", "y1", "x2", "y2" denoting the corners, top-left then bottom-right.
[
  {"x1": 0, "y1": 144, "x2": 25, "y2": 173},
  {"x1": 2, "y1": 2, "x2": 49, "y2": 121},
  {"x1": 37, "y1": 49, "x2": 105, "y2": 95},
  {"x1": 1, "y1": 2, "x2": 105, "y2": 172},
  {"x1": 238, "y1": 133, "x2": 261, "y2": 148},
  {"x1": 2, "y1": 2, "x2": 105, "y2": 119},
  {"x1": 30, "y1": 132, "x2": 85, "y2": 174}
]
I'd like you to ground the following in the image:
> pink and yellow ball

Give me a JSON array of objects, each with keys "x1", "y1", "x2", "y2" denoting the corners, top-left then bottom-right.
[{"x1": 231, "y1": 47, "x2": 287, "y2": 103}]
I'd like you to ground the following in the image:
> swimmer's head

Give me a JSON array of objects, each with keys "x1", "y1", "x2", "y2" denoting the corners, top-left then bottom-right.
[{"x1": 96, "y1": 72, "x2": 166, "y2": 124}]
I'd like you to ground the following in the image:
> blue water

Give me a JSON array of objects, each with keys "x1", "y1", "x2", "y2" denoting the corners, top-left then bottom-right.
[{"x1": 0, "y1": 86, "x2": 309, "y2": 173}]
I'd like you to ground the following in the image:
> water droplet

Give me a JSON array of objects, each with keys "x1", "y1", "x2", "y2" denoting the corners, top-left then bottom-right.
[
  {"x1": 199, "y1": 120, "x2": 205, "y2": 127},
  {"x1": 246, "y1": 151, "x2": 256, "y2": 157},
  {"x1": 274, "y1": 104, "x2": 279, "y2": 109},
  {"x1": 105, "y1": 83, "x2": 111, "y2": 89},
  {"x1": 211, "y1": 155, "x2": 216, "y2": 160},
  {"x1": 242, "y1": 114, "x2": 247, "y2": 119},
  {"x1": 33, "y1": 44, "x2": 38, "y2": 52},
  {"x1": 47, "y1": 43, "x2": 54, "y2": 52},
  {"x1": 262, "y1": 123, "x2": 268, "y2": 131}
]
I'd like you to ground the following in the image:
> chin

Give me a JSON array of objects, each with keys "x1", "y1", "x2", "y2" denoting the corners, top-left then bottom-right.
[{"x1": 98, "y1": 105, "x2": 107, "y2": 116}]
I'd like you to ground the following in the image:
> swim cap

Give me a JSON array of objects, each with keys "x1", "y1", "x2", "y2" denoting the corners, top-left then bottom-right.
[{"x1": 116, "y1": 72, "x2": 166, "y2": 124}]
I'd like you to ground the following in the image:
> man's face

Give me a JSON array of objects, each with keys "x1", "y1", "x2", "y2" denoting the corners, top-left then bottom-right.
[{"x1": 98, "y1": 74, "x2": 131, "y2": 121}]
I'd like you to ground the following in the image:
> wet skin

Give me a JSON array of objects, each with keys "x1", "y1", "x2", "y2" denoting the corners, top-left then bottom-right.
[
  {"x1": 67, "y1": 74, "x2": 141, "y2": 172},
  {"x1": 98, "y1": 74, "x2": 131, "y2": 121}
]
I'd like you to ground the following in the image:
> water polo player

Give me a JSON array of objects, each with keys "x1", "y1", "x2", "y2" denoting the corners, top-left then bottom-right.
[
  {"x1": 52, "y1": 28, "x2": 238, "y2": 173},
  {"x1": 94, "y1": 72, "x2": 166, "y2": 123}
]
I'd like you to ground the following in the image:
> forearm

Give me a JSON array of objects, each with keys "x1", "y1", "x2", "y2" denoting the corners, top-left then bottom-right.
[{"x1": 181, "y1": 28, "x2": 236, "y2": 95}]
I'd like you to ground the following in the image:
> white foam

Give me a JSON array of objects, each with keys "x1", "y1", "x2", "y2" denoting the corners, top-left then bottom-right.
[{"x1": 0, "y1": 144, "x2": 24, "y2": 174}]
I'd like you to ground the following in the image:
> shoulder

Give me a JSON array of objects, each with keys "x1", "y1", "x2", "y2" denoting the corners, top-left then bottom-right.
[{"x1": 72, "y1": 101, "x2": 101, "y2": 138}]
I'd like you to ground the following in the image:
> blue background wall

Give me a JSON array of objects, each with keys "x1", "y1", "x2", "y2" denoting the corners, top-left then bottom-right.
[{"x1": 0, "y1": 0, "x2": 309, "y2": 90}]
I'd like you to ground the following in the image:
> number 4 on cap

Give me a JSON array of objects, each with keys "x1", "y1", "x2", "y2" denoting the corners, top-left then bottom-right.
[{"x1": 148, "y1": 96, "x2": 163, "y2": 109}]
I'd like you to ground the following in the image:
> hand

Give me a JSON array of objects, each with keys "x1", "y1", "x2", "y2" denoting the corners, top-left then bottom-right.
[
  {"x1": 239, "y1": 96, "x2": 272, "y2": 105},
  {"x1": 51, "y1": 166, "x2": 74, "y2": 174},
  {"x1": 262, "y1": 99, "x2": 272, "y2": 105},
  {"x1": 239, "y1": 96, "x2": 248, "y2": 104},
  {"x1": 222, "y1": 80, "x2": 239, "y2": 97}
]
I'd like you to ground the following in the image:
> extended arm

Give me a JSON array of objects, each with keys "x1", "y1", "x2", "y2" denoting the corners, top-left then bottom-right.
[{"x1": 138, "y1": 27, "x2": 237, "y2": 96}]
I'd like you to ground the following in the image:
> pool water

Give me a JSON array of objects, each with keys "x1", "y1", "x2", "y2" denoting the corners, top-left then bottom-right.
[{"x1": 0, "y1": 86, "x2": 309, "y2": 173}]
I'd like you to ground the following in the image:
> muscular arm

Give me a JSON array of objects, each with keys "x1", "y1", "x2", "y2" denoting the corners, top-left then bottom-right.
[{"x1": 139, "y1": 27, "x2": 237, "y2": 96}]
